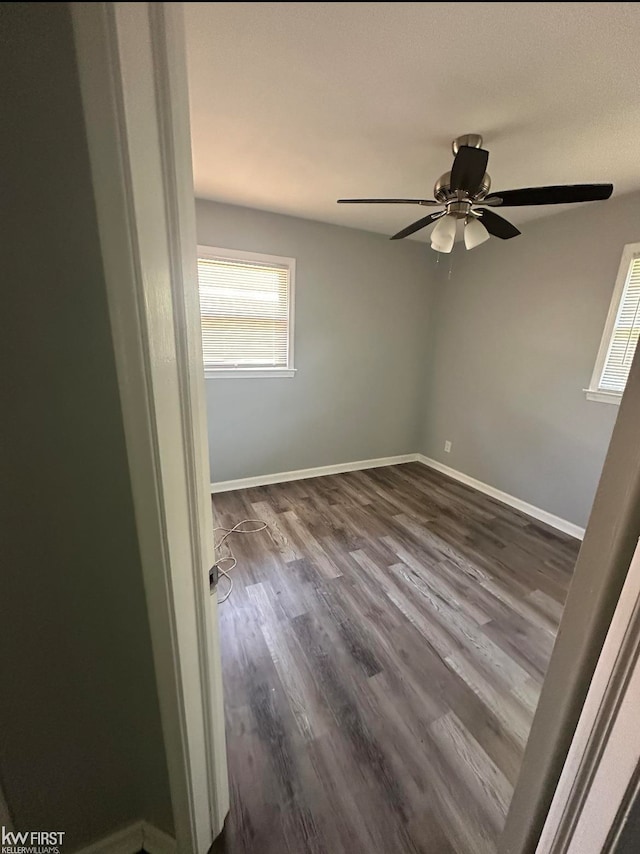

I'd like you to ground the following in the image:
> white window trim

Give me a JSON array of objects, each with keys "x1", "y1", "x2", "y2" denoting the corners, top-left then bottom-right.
[
  {"x1": 206, "y1": 368, "x2": 297, "y2": 379},
  {"x1": 197, "y1": 244, "x2": 296, "y2": 379},
  {"x1": 585, "y1": 242, "x2": 640, "y2": 405}
]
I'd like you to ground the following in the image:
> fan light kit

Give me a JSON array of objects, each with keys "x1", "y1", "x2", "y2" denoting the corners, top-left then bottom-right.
[{"x1": 338, "y1": 134, "x2": 613, "y2": 253}]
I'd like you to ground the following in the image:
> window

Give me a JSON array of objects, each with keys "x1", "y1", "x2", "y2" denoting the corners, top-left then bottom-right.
[
  {"x1": 196, "y1": 246, "x2": 295, "y2": 378},
  {"x1": 587, "y1": 243, "x2": 640, "y2": 404}
]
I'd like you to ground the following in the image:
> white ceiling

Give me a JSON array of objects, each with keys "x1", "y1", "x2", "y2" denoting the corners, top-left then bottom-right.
[{"x1": 185, "y1": 2, "x2": 640, "y2": 241}]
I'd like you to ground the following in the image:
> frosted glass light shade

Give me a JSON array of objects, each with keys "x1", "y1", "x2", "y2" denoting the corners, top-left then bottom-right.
[
  {"x1": 464, "y1": 216, "x2": 490, "y2": 250},
  {"x1": 430, "y1": 214, "x2": 457, "y2": 253}
]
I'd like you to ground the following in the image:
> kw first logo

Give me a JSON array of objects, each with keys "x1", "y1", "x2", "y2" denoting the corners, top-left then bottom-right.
[{"x1": 2, "y1": 828, "x2": 64, "y2": 854}]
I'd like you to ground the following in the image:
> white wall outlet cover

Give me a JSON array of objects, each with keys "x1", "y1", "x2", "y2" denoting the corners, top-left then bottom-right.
[{"x1": 444, "y1": 441, "x2": 452, "y2": 453}]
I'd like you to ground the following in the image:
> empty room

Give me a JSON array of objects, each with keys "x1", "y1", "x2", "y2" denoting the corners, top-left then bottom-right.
[
  {"x1": 6, "y1": 4, "x2": 640, "y2": 854},
  {"x1": 185, "y1": 3, "x2": 637, "y2": 852}
]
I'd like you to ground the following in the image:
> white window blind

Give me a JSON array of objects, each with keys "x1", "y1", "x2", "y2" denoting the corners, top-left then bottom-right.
[
  {"x1": 598, "y1": 256, "x2": 640, "y2": 393},
  {"x1": 197, "y1": 249, "x2": 294, "y2": 374},
  {"x1": 588, "y1": 244, "x2": 640, "y2": 403}
]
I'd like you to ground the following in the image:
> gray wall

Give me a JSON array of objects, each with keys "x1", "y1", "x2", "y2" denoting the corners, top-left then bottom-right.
[
  {"x1": 1, "y1": 3, "x2": 173, "y2": 847},
  {"x1": 197, "y1": 195, "x2": 632, "y2": 527},
  {"x1": 196, "y1": 200, "x2": 434, "y2": 483},
  {"x1": 420, "y1": 194, "x2": 640, "y2": 528}
]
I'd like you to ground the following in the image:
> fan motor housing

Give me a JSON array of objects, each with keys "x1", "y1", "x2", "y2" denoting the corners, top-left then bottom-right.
[{"x1": 434, "y1": 170, "x2": 491, "y2": 204}]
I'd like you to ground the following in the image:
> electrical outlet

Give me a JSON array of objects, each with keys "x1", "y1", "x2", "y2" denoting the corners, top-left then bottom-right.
[
  {"x1": 444, "y1": 440, "x2": 452, "y2": 453},
  {"x1": 209, "y1": 564, "x2": 219, "y2": 591}
]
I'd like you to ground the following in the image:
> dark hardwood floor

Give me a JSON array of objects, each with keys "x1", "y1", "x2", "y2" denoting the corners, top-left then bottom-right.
[{"x1": 211, "y1": 462, "x2": 579, "y2": 854}]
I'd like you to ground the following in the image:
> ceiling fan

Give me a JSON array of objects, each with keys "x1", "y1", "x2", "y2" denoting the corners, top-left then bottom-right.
[{"x1": 337, "y1": 134, "x2": 613, "y2": 253}]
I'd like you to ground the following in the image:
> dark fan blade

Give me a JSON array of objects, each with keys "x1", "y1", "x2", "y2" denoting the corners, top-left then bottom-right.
[
  {"x1": 450, "y1": 146, "x2": 489, "y2": 194},
  {"x1": 391, "y1": 212, "x2": 443, "y2": 240},
  {"x1": 337, "y1": 198, "x2": 440, "y2": 206},
  {"x1": 483, "y1": 183, "x2": 613, "y2": 207},
  {"x1": 479, "y1": 209, "x2": 521, "y2": 239}
]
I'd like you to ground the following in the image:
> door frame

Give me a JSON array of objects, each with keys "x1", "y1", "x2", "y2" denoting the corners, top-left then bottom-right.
[
  {"x1": 535, "y1": 537, "x2": 640, "y2": 852},
  {"x1": 71, "y1": 3, "x2": 227, "y2": 852}
]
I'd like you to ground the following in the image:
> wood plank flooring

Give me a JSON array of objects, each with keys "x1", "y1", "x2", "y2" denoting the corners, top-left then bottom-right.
[{"x1": 211, "y1": 462, "x2": 579, "y2": 854}]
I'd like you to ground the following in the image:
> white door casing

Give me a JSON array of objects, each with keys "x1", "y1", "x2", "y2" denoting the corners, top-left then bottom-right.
[
  {"x1": 536, "y1": 537, "x2": 640, "y2": 854},
  {"x1": 71, "y1": 3, "x2": 228, "y2": 852}
]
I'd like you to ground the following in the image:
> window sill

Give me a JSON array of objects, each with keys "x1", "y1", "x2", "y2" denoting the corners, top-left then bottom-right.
[
  {"x1": 205, "y1": 368, "x2": 297, "y2": 379},
  {"x1": 584, "y1": 388, "x2": 622, "y2": 405}
]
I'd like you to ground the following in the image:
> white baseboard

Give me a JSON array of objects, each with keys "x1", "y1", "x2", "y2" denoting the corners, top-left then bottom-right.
[
  {"x1": 210, "y1": 453, "x2": 419, "y2": 493},
  {"x1": 416, "y1": 455, "x2": 585, "y2": 540},
  {"x1": 140, "y1": 823, "x2": 176, "y2": 854},
  {"x1": 209, "y1": 451, "x2": 584, "y2": 540},
  {"x1": 74, "y1": 821, "x2": 176, "y2": 854}
]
